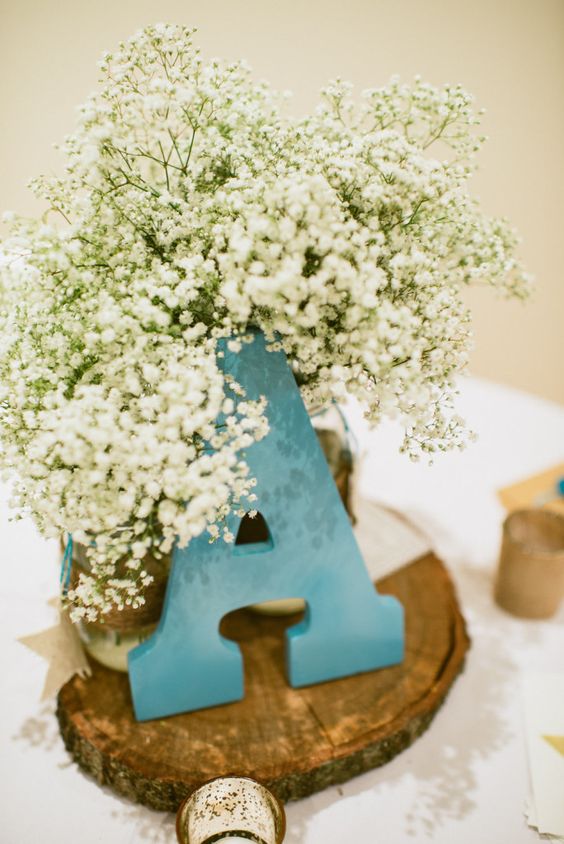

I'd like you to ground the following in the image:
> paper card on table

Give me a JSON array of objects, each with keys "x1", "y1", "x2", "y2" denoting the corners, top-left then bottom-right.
[
  {"x1": 353, "y1": 498, "x2": 431, "y2": 582},
  {"x1": 499, "y1": 463, "x2": 564, "y2": 515},
  {"x1": 525, "y1": 795, "x2": 564, "y2": 842},
  {"x1": 522, "y1": 673, "x2": 564, "y2": 838},
  {"x1": 18, "y1": 599, "x2": 91, "y2": 699}
]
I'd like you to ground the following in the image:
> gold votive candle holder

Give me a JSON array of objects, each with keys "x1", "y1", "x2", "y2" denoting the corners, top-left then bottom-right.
[{"x1": 176, "y1": 776, "x2": 286, "y2": 844}]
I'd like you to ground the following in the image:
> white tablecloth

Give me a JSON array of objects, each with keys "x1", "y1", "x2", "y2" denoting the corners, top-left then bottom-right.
[{"x1": 1, "y1": 376, "x2": 563, "y2": 844}]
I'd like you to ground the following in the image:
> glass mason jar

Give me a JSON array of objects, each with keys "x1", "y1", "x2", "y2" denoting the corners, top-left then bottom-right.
[
  {"x1": 72, "y1": 543, "x2": 171, "y2": 672},
  {"x1": 72, "y1": 403, "x2": 355, "y2": 668},
  {"x1": 311, "y1": 402, "x2": 355, "y2": 519},
  {"x1": 249, "y1": 403, "x2": 355, "y2": 616}
]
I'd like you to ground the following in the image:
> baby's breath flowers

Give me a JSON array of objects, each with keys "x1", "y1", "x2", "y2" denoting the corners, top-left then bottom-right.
[{"x1": 0, "y1": 24, "x2": 530, "y2": 620}]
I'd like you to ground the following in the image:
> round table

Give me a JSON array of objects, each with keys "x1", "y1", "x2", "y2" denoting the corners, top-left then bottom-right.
[{"x1": 1, "y1": 376, "x2": 563, "y2": 843}]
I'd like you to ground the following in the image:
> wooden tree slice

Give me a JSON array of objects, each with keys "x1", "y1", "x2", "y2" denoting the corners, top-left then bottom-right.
[{"x1": 57, "y1": 552, "x2": 470, "y2": 811}]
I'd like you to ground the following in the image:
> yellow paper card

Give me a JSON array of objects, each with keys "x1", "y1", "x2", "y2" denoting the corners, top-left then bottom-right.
[{"x1": 498, "y1": 463, "x2": 564, "y2": 515}]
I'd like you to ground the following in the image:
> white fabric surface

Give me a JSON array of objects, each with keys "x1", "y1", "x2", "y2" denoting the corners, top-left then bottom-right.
[{"x1": 1, "y1": 375, "x2": 563, "y2": 843}]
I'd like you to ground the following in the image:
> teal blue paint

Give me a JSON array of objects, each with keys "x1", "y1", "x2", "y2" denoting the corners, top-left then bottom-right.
[
  {"x1": 60, "y1": 534, "x2": 73, "y2": 595},
  {"x1": 129, "y1": 331, "x2": 404, "y2": 721}
]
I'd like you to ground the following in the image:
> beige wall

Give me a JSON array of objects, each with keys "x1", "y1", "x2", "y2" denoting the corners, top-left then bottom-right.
[{"x1": 2, "y1": 0, "x2": 563, "y2": 403}]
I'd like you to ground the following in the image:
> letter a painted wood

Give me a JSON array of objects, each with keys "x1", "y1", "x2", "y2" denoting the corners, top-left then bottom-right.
[{"x1": 129, "y1": 331, "x2": 404, "y2": 720}]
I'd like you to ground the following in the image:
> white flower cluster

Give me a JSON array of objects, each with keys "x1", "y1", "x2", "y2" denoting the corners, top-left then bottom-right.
[{"x1": 0, "y1": 24, "x2": 530, "y2": 618}]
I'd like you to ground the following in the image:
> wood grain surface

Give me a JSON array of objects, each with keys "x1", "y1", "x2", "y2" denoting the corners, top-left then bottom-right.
[{"x1": 57, "y1": 551, "x2": 470, "y2": 811}]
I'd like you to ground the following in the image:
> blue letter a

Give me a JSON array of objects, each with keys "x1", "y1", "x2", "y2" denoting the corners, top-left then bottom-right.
[{"x1": 129, "y1": 331, "x2": 404, "y2": 720}]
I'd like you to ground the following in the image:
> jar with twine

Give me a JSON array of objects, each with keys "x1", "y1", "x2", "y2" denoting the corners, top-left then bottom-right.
[
  {"x1": 72, "y1": 541, "x2": 171, "y2": 672},
  {"x1": 494, "y1": 508, "x2": 564, "y2": 619}
]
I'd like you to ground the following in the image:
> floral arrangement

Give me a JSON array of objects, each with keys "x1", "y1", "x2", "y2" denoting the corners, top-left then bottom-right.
[{"x1": 0, "y1": 24, "x2": 529, "y2": 621}]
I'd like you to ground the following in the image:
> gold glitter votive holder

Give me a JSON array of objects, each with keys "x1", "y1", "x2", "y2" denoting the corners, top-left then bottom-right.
[
  {"x1": 176, "y1": 776, "x2": 286, "y2": 844},
  {"x1": 494, "y1": 509, "x2": 564, "y2": 619}
]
